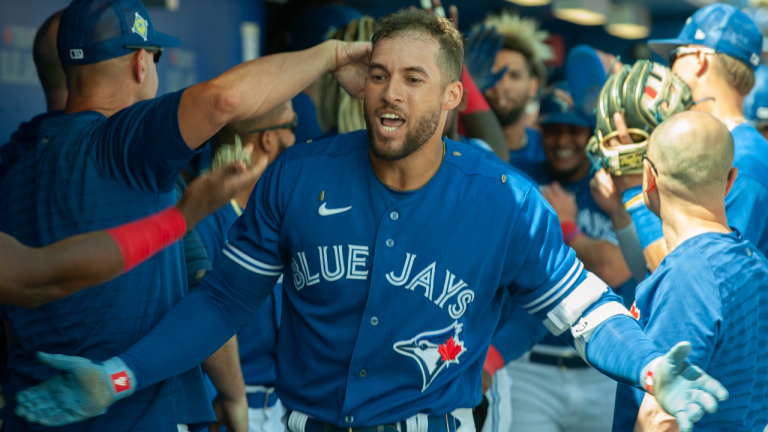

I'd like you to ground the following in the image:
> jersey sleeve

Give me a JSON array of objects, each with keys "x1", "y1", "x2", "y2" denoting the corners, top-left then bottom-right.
[
  {"x1": 725, "y1": 175, "x2": 768, "y2": 251},
  {"x1": 490, "y1": 296, "x2": 548, "y2": 365},
  {"x1": 89, "y1": 89, "x2": 198, "y2": 193},
  {"x1": 643, "y1": 255, "x2": 723, "y2": 369},
  {"x1": 219, "y1": 153, "x2": 287, "y2": 278},
  {"x1": 501, "y1": 184, "x2": 587, "y2": 320}
]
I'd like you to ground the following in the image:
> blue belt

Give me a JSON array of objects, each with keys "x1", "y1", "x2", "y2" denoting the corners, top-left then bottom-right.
[
  {"x1": 289, "y1": 412, "x2": 461, "y2": 432},
  {"x1": 246, "y1": 388, "x2": 279, "y2": 409}
]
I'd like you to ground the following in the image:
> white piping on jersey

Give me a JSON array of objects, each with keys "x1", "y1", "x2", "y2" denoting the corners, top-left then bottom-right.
[
  {"x1": 572, "y1": 301, "x2": 633, "y2": 361},
  {"x1": 522, "y1": 260, "x2": 581, "y2": 311},
  {"x1": 223, "y1": 243, "x2": 284, "y2": 277},
  {"x1": 543, "y1": 271, "x2": 609, "y2": 336},
  {"x1": 526, "y1": 261, "x2": 584, "y2": 315}
]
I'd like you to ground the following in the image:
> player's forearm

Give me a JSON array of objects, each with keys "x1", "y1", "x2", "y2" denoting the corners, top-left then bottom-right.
[
  {"x1": 585, "y1": 315, "x2": 663, "y2": 389},
  {"x1": 179, "y1": 41, "x2": 338, "y2": 148},
  {"x1": 120, "y1": 264, "x2": 275, "y2": 392},
  {"x1": 202, "y1": 336, "x2": 247, "y2": 402},
  {"x1": 568, "y1": 236, "x2": 632, "y2": 288},
  {"x1": 462, "y1": 112, "x2": 509, "y2": 161}
]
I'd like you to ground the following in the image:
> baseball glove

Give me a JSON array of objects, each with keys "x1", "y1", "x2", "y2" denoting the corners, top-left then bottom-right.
[
  {"x1": 587, "y1": 60, "x2": 693, "y2": 175},
  {"x1": 210, "y1": 134, "x2": 252, "y2": 173}
]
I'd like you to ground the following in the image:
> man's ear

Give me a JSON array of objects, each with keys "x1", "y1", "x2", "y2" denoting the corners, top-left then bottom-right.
[
  {"x1": 260, "y1": 131, "x2": 274, "y2": 154},
  {"x1": 725, "y1": 167, "x2": 739, "y2": 197},
  {"x1": 527, "y1": 76, "x2": 540, "y2": 99},
  {"x1": 643, "y1": 159, "x2": 656, "y2": 193},
  {"x1": 132, "y1": 49, "x2": 146, "y2": 84},
  {"x1": 695, "y1": 48, "x2": 709, "y2": 77},
  {"x1": 443, "y1": 81, "x2": 463, "y2": 111}
]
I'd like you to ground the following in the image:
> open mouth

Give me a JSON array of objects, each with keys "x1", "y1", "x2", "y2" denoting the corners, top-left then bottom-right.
[
  {"x1": 555, "y1": 149, "x2": 576, "y2": 158},
  {"x1": 380, "y1": 113, "x2": 406, "y2": 133}
]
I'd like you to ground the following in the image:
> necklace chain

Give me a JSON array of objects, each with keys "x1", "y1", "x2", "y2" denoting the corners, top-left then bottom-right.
[{"x1": 373, "y1": 140, "x2": 446, "y2": 192}]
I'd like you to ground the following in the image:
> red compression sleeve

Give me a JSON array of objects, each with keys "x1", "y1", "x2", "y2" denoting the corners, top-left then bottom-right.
[
  {"x1": 483, "y1": 344, "x2": 505, "y2": 376},
  {"x1": 460, "y1": 65, "x2": 490, "y2": 116},
  {"x1": 106, "y1": 206, "x2": 187, "y2": 273},
  {"x1": 561, "y1": 221, "x2": 585, "y2": 247}
]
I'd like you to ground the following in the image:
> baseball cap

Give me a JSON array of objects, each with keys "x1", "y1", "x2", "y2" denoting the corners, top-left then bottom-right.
[
  {"x1": 566, "y1": 45, "x2": 607, "y2": 123},
  {"x1": 58, "y1": 0, "x2": 180, "y2": 65},
  {"x1": 744, "y1": 66, "x2": 768, "y2": 125},
  {"x1": 539, "y1": 84, "x2": 592, "y2": 129},
  {"x1": 288, "y1": 4, "x2": 362, "y2": 51},
  {"x1": 648, "y1": 3, "x2": 762, "y2": 70}
]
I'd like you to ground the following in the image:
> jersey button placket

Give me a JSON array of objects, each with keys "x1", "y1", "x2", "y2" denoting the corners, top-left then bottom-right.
[
  {"x1": 370, "y1": 316, "x2": 379, "y2": 326},
  {"x1": 386, "y1": 238, "x2": 395, "y2": 248},
  {"x1": 390, "y1": 211, "x2": 399, "y2": 220},
  {"x1": 345, "y1": 415, "x2": 354, "y2": 424},
  {"x1": 359, "y1": 369, "x2": 368, "y2": 378}
]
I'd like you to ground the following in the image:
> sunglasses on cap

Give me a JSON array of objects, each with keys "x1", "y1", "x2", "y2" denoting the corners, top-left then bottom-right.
[
  {"x1": 668, "y1": 46, "x2": 716, "y2": 68},
  {"x1": 124, "y1": 45, "x2": 163, "y2": 63},
  {"x1": 248, "y1": 114, "x2": 299, "y2": 135}
]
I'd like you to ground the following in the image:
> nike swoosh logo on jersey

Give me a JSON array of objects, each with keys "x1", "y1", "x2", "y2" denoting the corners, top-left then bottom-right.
[{"x1": 319, "y1": 202, "x2": 352, "y2": 216}]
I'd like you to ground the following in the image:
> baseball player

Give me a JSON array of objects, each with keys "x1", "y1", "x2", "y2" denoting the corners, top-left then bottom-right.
[
  {"x1": 743, "y1": 65, "x2": 768, "y2": 140},
  {"x1": 593, "y1": 3, "x2": 768, "y2": 278},
  {"x1": 0, "y1": 161, "x2": 261, "y2": 308},
  {"x1": 466, "y1": 11, "x2": 552, "y2": 167},
  {"x1": 620, "y1": 111, "x2": 768, "y2": 431},
  {"x1": 0, "y1": 0, "x2": 369, "y2": 430},
  {"x1": 0, "y1": 10, "x2": 66, "y2": 184},
  {"x1": 195, "y1": 101, "x2": 297, "y2": 432},
  {"x1": 15, "y1": 10, "x2": 727, "y2": 432},
  {"x1": 493, "y1": 85, "x2": 634, "y2": 432}
]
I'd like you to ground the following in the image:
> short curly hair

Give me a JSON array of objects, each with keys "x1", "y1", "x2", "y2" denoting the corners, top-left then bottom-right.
[{"x1": 371, "y1": 9, "x2": 464, "y2": 88}]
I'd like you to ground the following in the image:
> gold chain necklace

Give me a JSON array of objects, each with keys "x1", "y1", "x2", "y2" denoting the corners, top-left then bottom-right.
[
  {"x1": 373, "y1": 140, "x2": 446, "y2": 192},
  {"x1": 724, "y1": 116, "x2": 747, "y2": 131}
]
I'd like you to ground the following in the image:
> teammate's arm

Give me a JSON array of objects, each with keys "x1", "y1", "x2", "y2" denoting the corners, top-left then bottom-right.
[
  {"x1": 540, "y1": 182, "x2": 632, "y2": 287},
  {"x1": 178, "y1": 40, "x2": 371, "y2": 149},
  {"x1": 504, "y1": 184, "x2": 726, "y2": 430},
  {"x1": 0, "y1": 160, "x2": 264, "y2": 309}
]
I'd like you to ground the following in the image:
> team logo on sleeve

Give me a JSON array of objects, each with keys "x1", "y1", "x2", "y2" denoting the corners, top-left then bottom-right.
[
  {"x1": 630, "y1": 302, "x2": 641, "y2": 320},
  {"x1": 131, "y1": 12, "x2": 149, "y2": 41},
  {"x1": 393, "y1": 321, "x2": 467, "y2": 392},
  {"x1": 110, "y1": 371, "x2": 131, "y2": 393}
]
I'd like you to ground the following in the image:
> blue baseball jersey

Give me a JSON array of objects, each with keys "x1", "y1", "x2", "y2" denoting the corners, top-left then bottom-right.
[
  {"x1": 524, "y1": 163, "x2": 635, "y2": 347},
  {"x1": 508, "y1": 127, "x2": 545, "y2": 169},
  {"x1": 0, "y1": 111, "x2": 63, "y2": 186},
  {"x1": 0, "y1": 90, "x2": 214, "y2": 431},
  {"x1": 195, "y1": 201, "x2": 282, "y2": 391},
  {"x1": 613, "y1": 232, "x2": 768, "y2": 431},
  {"x1": 725, "y1": 124, "x2": 768, "y2": 255},
  {"x1": 205, "y1": 130, "x2": 614, "y2": 427}
]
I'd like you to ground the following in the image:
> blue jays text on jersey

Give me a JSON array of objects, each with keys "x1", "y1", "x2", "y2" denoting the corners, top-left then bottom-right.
[
  {"x1": 613, "y1": 232, "x2": 768, "y2": 431},
  {"x1": 119, "y1": 130, "x2": 663, "y2": 430}
]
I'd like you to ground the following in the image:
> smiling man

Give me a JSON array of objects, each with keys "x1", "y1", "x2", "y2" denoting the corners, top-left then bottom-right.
[{"x1": 15, "y1": 10, "x2": 729, "y2": 432}]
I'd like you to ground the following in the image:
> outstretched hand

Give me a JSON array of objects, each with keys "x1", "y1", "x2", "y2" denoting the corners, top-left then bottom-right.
[
  {"x1": 331, "y1": 40, "x2": 372, "y2": 100},
  {"x1": 649, "y1": 343, "x2": 729, "y2": 432},
  {"x1": 465, "y1": 25, "x2": 506, "y2": 93},
  {"x1": 177, "y1": 154, "x2": 268, "y2": 229},
  {"x1": 15, "y1": 352, "x2": 133, "y2": 426}
]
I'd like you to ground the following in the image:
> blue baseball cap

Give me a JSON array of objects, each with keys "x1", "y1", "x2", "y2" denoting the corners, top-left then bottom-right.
[
  {"x1": 288, "y1": 5, "x2": 362, "y2": 51},
  {"x1": 539, "y1": 84, "x2": 592, "y2": 129},
  {"x1": 744, "y1": 66, "x2": 768, "y2": 124},
  {"x1": 58, "y1": 0, "x2": 180, "y2": 65},
  {"x1": 566, "y1": 45, "x2": 606, "y2": 125},
  {"x1": 648, "y1": 3, "x2": 762, "y2": 70}
]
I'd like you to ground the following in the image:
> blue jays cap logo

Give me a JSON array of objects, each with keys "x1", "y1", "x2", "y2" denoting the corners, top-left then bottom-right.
[
  {"x1": 393, "y1": 321, "x2": 467, "y2": 392},
  {"x1": 132, "y1": 12, "x2": 148, "y2": 42}
]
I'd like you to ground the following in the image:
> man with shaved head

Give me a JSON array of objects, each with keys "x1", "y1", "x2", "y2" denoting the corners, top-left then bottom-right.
[{"x1": 619, "y1": 111, "x2": 768, "y2": 431}]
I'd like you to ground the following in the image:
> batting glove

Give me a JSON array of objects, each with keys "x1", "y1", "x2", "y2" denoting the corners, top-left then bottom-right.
[
  {"x1": 643, "y1": 342, "x2": 729, "y2": 432},
  {"x1": 15, "y1": 352, "x2": 136, "y2": 426},
  {"x1": 464, "y1": 25, "x2": 507, "y2": 93}
]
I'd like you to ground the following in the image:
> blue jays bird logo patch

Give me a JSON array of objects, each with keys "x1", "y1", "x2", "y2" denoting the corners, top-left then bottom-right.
[
  {"x1": 394, "y1": 321, "x2": 467, "y2": 392},
  {"x1": 131, "y1": 12, "x2": 148, "y2": 42}
]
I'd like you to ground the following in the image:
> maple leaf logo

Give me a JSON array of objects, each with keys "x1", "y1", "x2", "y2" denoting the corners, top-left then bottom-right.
[
  {"x1": 439, "y1": 337, "x2": 463, "y2": 362},
  {"x1": 393, "y1": 321, "x2": 468, "y2": 391},
  {"x1": 630, "y1": 302, "x2": 640, "y2": 320}
]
